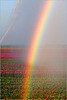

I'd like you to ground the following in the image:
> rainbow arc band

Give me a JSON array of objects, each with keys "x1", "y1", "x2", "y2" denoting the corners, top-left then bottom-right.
[{"x1": 22, "y1": 0, "x2": 56, "y2": 99}]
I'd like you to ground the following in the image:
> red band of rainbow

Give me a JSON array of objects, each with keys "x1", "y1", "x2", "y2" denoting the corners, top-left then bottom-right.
[{"x1": 22, "y1": 0, "x2": 56, "y2": 99}]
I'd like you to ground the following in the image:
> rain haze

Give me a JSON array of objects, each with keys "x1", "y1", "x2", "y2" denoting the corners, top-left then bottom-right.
[
  {"x1": 0, "y1": 0, "x2": 67, "y2": 99},
  {"x1": 0, "y1": 0, "x2": 67, "y2": 73},
  {"x1": 0, "y1": 0, "x2": 67, "y2": 46}
]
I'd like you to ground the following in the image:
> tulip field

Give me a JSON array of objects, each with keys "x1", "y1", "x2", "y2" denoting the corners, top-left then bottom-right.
[{"x1": 1, "y1": 58, "x2": 67, "y2": 100}]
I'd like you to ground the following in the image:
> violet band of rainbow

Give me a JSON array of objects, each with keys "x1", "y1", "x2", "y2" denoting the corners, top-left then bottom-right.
[{"x1": 22, "y1": 0, "x2": 56, "y2": 99}]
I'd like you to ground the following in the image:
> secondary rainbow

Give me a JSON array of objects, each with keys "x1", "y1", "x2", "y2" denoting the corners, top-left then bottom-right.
[{"x1": 22, "y1": 0, "x2": 56, "y2": 99}]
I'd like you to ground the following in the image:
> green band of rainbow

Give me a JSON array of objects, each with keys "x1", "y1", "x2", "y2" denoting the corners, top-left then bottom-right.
[{"x1": 22, "y1": 0, "x2": 56, "y2": 99}]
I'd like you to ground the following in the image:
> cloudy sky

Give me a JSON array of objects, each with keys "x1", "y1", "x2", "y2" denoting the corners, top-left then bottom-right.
[{"x1": 0, "y1": 0, "x2": 67, "y2": 46}]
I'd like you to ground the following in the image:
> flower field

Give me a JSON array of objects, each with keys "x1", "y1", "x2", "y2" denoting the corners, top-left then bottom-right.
[
  {"x1": 1, "y1": 58, "x2": 67, "y2": 100},
  {"x1": 0, "y1": 47, "x2": 67, "y2": 100}
]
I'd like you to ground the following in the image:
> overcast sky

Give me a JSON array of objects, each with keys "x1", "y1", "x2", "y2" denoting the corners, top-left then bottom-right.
[{"x1": 0, "y1": 0, "x2": 67, "y2": 47}]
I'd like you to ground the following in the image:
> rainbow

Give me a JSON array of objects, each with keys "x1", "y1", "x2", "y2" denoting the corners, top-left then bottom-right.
[{"x1": 22, "y1": 0, "x2": 56, "y2": 99}]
